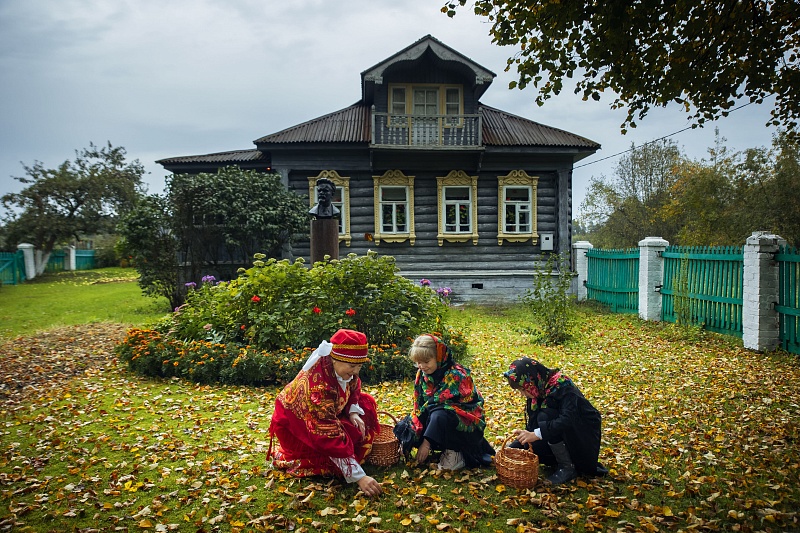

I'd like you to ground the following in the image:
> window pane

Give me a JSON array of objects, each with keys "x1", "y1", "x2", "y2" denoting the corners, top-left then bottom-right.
[
  {"x1": 445, "y1": 187, "x2": 469, "y2": 201},
  {"x1": 381, "y1": 187, "x2": 406, "y2": 201},
  {"x1": 506, "y1": 187, "x2": 529, "y2": 201}
]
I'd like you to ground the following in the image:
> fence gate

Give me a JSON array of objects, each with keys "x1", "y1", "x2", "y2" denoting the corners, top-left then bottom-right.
[
  {"x1": 661, "y1": 246, "x2": 743, "y2": 336},
  {"x1": 776, "y1": 245, "x2": 800, "y2": 355},
  {"x1": 0, "y1": 251, "x2": 26, "y2": 285},
  {"x1": 585, "y1": 248, "x2": 639, "y2": 313}
]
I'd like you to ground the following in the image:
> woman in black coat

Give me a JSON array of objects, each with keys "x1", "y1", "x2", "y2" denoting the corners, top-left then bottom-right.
[{"x1": 504, "y1": 357, "x2": 607, "y2": 485}]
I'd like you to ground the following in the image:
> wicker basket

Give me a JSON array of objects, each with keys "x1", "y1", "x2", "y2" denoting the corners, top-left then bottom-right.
[
  {"x1": 367, "y1": 411, "x2": 402, "y2": 466},
  {"x1": 495, "y1": 435, "x2": 539, "y2": 489}
]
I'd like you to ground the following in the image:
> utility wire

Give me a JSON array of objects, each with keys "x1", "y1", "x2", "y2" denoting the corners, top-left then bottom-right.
[{"x1": 573, "y1": 102, "x2": 754, "y2": 169}]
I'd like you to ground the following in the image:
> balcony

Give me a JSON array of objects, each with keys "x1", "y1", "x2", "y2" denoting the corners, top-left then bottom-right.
[{"x1": 371, "y1": 109, "x2": 482, "y2": 149}]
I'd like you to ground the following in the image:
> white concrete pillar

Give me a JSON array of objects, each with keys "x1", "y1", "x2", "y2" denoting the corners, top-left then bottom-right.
[
  {"x1": 17, "y1": 243, "x2": 36, "y2": 280},
  {"x1": 66, "y1": 246, "x2": 77, "y2": 271},
  {"x1": 572, "y1": 240, "x2": 593, "y2": 301},
  {"x1": 742, "y1": 231, "x2": 786, "y2": 351},
  {"x1": 638, "y1": 236, "x2": 669, "y2": 321}
]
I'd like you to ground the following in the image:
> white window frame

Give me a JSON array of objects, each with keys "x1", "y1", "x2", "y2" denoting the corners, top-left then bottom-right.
[
  {"x1": 372, "y1": 170, "x2": 415, "y2": 245},
  {"x1": 308, "y1": 171, "x2": 351, "y2": 246},
  {"x1": 436, "y1": 170, "x2": 479, "y2": 246},
  {"x1": 497, "y1": 170, "x2": 539, "y2": 245}
]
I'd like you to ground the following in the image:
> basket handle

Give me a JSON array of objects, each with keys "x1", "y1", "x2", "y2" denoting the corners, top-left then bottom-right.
[
  {"x1": 501, "y1": 433, "x2": 534, "y2": 452},
  {"x1": 377, "y1": 411, "x2": 398, "y2": 425}
]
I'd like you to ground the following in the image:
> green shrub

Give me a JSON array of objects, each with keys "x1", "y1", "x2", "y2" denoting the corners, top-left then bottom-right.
[
  {"x1": 520, "y1": 253, "x2": 577, "y2": 345},
  {"x1": 116, "y1": 251, "x2": 459, "y2": 385}
]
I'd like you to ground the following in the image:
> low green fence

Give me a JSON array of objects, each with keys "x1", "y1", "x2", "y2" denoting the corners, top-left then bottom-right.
[
  {"x1": 585, "y1": 248, "x2": 639, "y2": 313},
  {"x1": 75, "y1": 249, "x2": 96, "y2": 270},
  {"x1": 0, "y1": 251, "x2": 26, "y2": 285},
  {"x1": 660, "y1": 246, "x2": 743, "y2": 337},
  {"x1": 776, "y1": 245, "x2": 800, "y2": 355},
  {"x1": 44, "y1": 250, "x2": 66, "y2": 273}
]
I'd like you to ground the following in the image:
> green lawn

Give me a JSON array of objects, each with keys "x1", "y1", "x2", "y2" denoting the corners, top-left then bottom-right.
[
  {"x1": 1, "y1": 279, "x2": 799, "y2": 532},
  {"x1": 0, "y1": 268, "x2": 170, "y2": 338}
]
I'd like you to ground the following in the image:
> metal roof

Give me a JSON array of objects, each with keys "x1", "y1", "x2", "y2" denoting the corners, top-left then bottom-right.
[
  {"x1": 254, "y1": 102, "x2": 599, "y2": 149},
  {"x1": 480, "y1": 105, "x2": 600, "y2": 148},
  {"x1": 254, "y1": 103, "x2": 371, "y2": 145},
  {"x1": 156, "y1": 149, "x2": 267, "y2": 165}
]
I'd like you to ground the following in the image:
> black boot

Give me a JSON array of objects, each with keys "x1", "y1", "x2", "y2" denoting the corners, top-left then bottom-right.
[{"x1": 546, "y1": 442, "x2": 577, "y2": 485}]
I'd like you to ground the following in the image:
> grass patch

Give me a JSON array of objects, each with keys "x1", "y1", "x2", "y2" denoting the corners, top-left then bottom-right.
[
  {"x1": 0, "y1": 268, "x2": 170, "y2": 338},
  {"x1": 1, "y1": 281, "x2": 799, "y2": 532}
]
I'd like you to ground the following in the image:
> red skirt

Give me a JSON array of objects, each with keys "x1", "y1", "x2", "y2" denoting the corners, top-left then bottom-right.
[{"x1": 269, "y1": 393, "x2": 379, "y2": 478}]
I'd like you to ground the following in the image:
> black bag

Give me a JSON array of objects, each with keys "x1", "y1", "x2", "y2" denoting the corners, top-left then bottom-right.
[{"x1": 393, "y1": 415, "x2": 421, "y2": 455}]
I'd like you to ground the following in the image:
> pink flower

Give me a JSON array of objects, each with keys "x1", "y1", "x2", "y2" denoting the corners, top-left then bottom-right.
[
  {"x1": 345, "y1": 308, "x2": 356, "y2": 316},
  {"x1": 251, "y1": 295, "x2": 261, "y2": 303}
]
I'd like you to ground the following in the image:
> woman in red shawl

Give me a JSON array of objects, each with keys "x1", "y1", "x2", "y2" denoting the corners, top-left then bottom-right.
[
  {"x1": 402, "y1": 334, "x2": 495, "y2": 471},
  {"x1": 269, "y1": 329, "x2": 382, "y2": 497}
]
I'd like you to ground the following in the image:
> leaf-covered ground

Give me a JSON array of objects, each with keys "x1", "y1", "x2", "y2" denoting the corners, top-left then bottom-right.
[{"x1": 1, "y1": 306, "x2": 799, "y2": 532}]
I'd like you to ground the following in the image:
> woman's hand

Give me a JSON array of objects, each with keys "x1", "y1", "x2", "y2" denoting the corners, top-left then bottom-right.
[
  {"x1": 350, "y1": 413, "x2": 366, "y2": 437},
  {"x1": 416, "y1": 438, "x2": 431, "y2": 464},
  {"x1": 512, "y1": 429, "x2": 540, "y2": 445},
  {"x1": 357, "y1": 475, "x2": 382, "y2": 497}
]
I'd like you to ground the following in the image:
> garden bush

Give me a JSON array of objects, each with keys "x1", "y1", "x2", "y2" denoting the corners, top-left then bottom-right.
[{"x1": 116, "y1": 251, "x2": 465, "y2": 385}]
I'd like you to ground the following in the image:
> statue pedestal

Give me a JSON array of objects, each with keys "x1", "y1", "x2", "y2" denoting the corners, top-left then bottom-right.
[{"x1": 310, "y1": 218, "x2": 339, "y2": 263}]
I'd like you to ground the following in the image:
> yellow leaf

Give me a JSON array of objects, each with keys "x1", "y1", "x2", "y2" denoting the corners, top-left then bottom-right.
[
  {"x1": 495, "y1": 484, "x2": 506, "y2": 493},
  {"x1": 138, "y1": 519, "x2": 153, "y2": 528},
  {"x1": 401, "y1": 518, "x2": 413, "y2": 526},
  {"x1": 663, "y1": 506, "x2": 673, "y2": 517},
  {"x1": 605, "y1": 509, "x2": 621, "y2": 518}
]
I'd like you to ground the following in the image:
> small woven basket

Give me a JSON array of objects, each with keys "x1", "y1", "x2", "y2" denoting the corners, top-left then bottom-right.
[
  {"x1": 367, "y1": 411, "x2": 402, "y2": 466},
  {"x1": 495, "y1": 435, "x2": 539, "y2": 489}
]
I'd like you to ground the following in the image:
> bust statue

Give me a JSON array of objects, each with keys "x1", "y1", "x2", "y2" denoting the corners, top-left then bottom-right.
[{"x1": 309, "y1": 177, "x2": 340, "y2": 219}]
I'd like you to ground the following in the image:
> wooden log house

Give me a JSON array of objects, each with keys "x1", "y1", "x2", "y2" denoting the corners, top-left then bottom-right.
[{"x1": 158, "y1": 35, "x2": 600, "y2": 303}]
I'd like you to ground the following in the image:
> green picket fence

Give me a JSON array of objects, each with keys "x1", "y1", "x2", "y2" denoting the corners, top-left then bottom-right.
[
  {"x1": 0, "y1": 251, "x2": 26, "y2": 285},
  {"x1": 75, "y1": 249, "x2": 96, "y2": 270},
  {"x1": 776, "y1": 245, "x2": 800, "y2": 355},
  {"x1": 585, "y1": 248, "x2": 639, "y2": 313},
  {"x1": 660, "y1": 246, "x2": 743, "y2": 336}
]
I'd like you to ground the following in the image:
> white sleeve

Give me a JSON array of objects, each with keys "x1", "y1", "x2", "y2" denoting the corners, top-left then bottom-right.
[
  {"x1": 534, "y1": 428, "x2": 542, "y2": 439},
  {"x1": 349, "y1": 403, "x2": 365, "y2": 415},
  {"x1": 330, "y1": 456, "x2": 366, "y2": 483}
]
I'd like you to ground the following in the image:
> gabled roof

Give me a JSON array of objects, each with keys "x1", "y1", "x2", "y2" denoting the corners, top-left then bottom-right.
[
  {"x1": 254, "y1": 101, "x2": 599, "y2": 149},
  {"x1": 361, "y1": 35, "x2": 496, "y2": 101}
]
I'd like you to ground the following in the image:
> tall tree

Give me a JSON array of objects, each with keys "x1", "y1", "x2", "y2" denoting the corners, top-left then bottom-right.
[
  {"x1": 445, "y1": 0, "x2": 799, "y2": 135},
  {"x1": 579, "y1": 140, "x2": 683, "y2": 247},
  {"x1": 1, "y1": 142, "x2": 145, "y2": 275},
  {"x1": 118, "y1": 167, "x2": 310, "y2": 308}
]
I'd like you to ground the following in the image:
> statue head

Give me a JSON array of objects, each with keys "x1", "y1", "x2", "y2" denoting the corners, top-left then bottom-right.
[{"x1": 309, "y1": 178, "x2": 340, "y2": 219}]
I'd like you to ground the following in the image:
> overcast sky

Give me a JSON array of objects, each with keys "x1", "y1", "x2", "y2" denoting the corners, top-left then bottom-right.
[{"x1": 0, "y1": 0, "x2": 781, "y2": 217}]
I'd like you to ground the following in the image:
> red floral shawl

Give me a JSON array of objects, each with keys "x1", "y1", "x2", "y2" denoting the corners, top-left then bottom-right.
[{"x1": 271, "y1": 356, "x2": 367, "y2": 458}]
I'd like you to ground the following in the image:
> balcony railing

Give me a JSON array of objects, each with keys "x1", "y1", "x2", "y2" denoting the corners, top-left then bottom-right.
[{"x1": 371, "y1": 109, "x2": 482, "y2": 148}]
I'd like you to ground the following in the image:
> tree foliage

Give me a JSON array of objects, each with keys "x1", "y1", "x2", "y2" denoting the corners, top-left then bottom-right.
[
  {"x1": 116, "y1": 195, "x2": 181, "y2": 308},
  {"x1": 444, "y1": 0, "x2": 799, "y2": 135},
  {"x1": 1, "y1": 142, "x2": 145, "y2": 273},
  {"x1": 578, "y1": 132, "x2": 800, "y2": 247},
  {"x1": 118, "y1": 167, "x2": 310, "y2": 309},
  {"x1": 167, "y1": 168, "x2": 309, "y2": 284}
]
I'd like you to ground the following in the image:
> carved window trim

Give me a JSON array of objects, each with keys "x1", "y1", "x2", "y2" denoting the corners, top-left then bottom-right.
[
  {"x1": 497, "y1": 170, "x2": 539, "y2": 245},
  {"x1": 437, "y1": 170, "x2": 479, "y2": 246},
  {"x1": 372, "y1": 170, "x2": 415, "y2": 245},
  {"x1": 308, "y1": 171, "x2": 351, "y2": 247}
]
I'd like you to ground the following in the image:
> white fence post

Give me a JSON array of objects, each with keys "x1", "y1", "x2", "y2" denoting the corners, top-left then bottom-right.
[
  {"x1": 17, "y1": 243, "x2": 36, "y2": 281},
  {"x1": 743, "y1": 231, "x2": 786, "y2": 352},
  {"x1": 66, "y1": 245, "x2": 77, "y2": 271},
  {"x1": 572, "y1": 241, "x2": 593, "y2": 301},
  {"x1": 638, "y1": 236, "x2": 669, "y2": 321}
]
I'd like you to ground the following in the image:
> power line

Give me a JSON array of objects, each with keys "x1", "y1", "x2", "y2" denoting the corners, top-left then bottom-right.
[{"x1": 573, "y1": 102, "x2": 754, "y2": 169}]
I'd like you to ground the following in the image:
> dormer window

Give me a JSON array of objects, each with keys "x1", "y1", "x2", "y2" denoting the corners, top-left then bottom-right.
[{"x1": 388, "y1": 84, "x2": 463, "y2": 127}]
